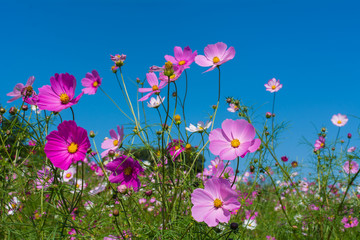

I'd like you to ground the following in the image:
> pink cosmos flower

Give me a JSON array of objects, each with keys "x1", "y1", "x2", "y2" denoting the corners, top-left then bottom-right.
[
  {"x1": 7, "y1": 76, "x2": 35, "y2": 103},
  {"x1": 227, "y1": 103, "x2": 239, "y2": 113},
  {"x1": 314, "y1": 136, "x2": 325, "y2": 151},
  {"x1": 191, "y1": 178, "x2": 241, "y2": 227},
  {"x1": 209, "y1": 119, "x2": 261, "y2": 160},
  {"x1": 101, "y1": 125, "x2": 124, "y2": 158},
  {"x1": 342, "y1": 216, "x2": 358, "y2": 228},
  {"x1": 37, "y1": 73, "x2": 84, "y2": 112},
  {"x1": 331, "y1": 114, "x2": 348, "y2": 127},
  {"x1": 343, "y1": 160, "x2": 359, "y2": 174},
  {"x1": 348, "y1": 146, "x2": 356, "y2": 153},
  {"x1": 265, "y1": 78, "x2": 282, "y2": 93},
  {"x1": 158, "y1": 65, "x2": 183, "y2": 82},
  {"x1": 44, "y1": 121, "x2": 90, "y2": 170},
  {"x1": 110, "y1": 54, "x2": 126, "y2": 66},
  {"x1": 105, "y1": 155, "x2": 144, "y2": 192},
  {"x1": 138, "y1": 72, "x2": 167, "y2": 101},
  {"x1": 167, "y1": 139, "x2": 185, "y2": 160},
  {"x1": 195, "y1": 42, "x2": 235, "y2": 72},
  {"x1": 165, "y1": 46, "x2": 197, "y2": 70},
  {"x1": 62, "y1": 167, "x2": 77, "y2": 182},
  {"x1": 81, "y1": 70, "x2": 102, "y2": 95},
  {"x1": 36, "y1": 167, "x2": 54, "y2": 189}
]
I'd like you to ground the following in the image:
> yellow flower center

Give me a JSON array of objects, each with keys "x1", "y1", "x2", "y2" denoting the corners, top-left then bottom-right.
[
  {"x1": 165, "y1": 61, "x2": 173, "y2": 69},
  {"x1": 11, "y1": 203, "x2": 16, "y2": 209},
  {"x1": 170, "y1": 74, "x2": 176, "y2": 80},
  {"x1": 93, "y1": 81, "x2": 98, "y2": 87},
  {"x1": 34, "y1": 213, "x2": 40, "y2": 219},
  {"x1": 213, "y1": 198, "x2": 222, "y2": 208},
  {"x1": 68, "y1": 142, "x2": 78, "y2": 153},
  {"x1": 271, "y1": 85, "x2": 276, "y2": 90},
  {"x1": 60, "y1": 93, "x2": 70, "y2": 104},
  {"x1": 76, "y1": 184, "x2": 80, "y2": 188},
  {"x1": 178, "y1": 60, "x2": 186, "y2": 65},
  {"x1": 113, "y1": 139, "x2": 119, "y2": 146},
  {"x1": 185, "y1": 143, "x2": 192, "y2": 150},
  {"x1": 213, "y1": 57, "x2": 220, "y2": 64},
  {"x1": 320, "y1": 143, "x2": 324, "y2": 147},
  {"x1": 337, "y1": 120, "x2": 342, "y2": 124},
  {"x1": 175, "y1": 146, "x2": 180, "y2": 151},
  {"x1": 66, "y1": 173, "x2": 72, "y2": 178},
  {"x1": 231, "y1": 139, "x2": 240, "y2": 148},
  {"x1": 124, "y1": 166, "x2": 133, "y2": 176},
  {"x1": 152, "y1": 85, "x2": 159, "y2": 91}
]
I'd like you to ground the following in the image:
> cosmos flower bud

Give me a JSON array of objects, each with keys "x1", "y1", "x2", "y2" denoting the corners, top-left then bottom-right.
[
  {"x1": 163, "y1": 61, "x2": 174, "y2": 77},
  {"x1": 226, "y1": 98, "x2": 232, "y2": 103},
  {"x1": 230, "y1": 222, "x2": 239, "y2": 230},
  {"x1": 113, "y1": 209, "x2": 119, "y2": 216},
  {"x1": 281, "y1": 156, "x2": 288, "y2": 162},
  {"x1": 212, "y1": 105, "x2": 217, "y2": 110},
  {"x1": 266, "y1": 112, "x2": 272, "y2": 118},
  {"x1": 89, "y1": 131, "x2": 95, "y2": 138},
  {"x1": 174, "y1": 115, "x2": 181, "y2": 124},
  {"x1": 0, "y1": 107, "x2": 6, "y2": 114},
  {"x1": 136, "y1": 77, "x2": 140, "y2": 83},
  {"x1": 185, "y1": 143, "x2": 192, "y2": 151},
  {"x1": 22, "y1": 105, "x2": 28, "y2": 111},
  {"x1": 145, "y1": 190, "x2": 153, "y2": 196},
  {"x1": 291, "y1": 161, "x2": 298, "y2": 168},
  {"x1": 250, "y1": 165, "x2": 255, "y2": 173},
  {"x1": 9, "y1": 107, "x2": 17, "y2": 115},
  {"x1": 234, "y1": 100, "x2": 239, "y2": 105},
  {"x1": 321, "y1": 127, "x2": 326, "y2": 132},
  {"x1": 108, "y1": 150, "x2": 115, "y2": 157},
  {"x1": 111, "y1": 65, "x2": 118, "y2": 73},
  {"x1": 348, "y1": 133, "x2": 352, "y2": 139}
]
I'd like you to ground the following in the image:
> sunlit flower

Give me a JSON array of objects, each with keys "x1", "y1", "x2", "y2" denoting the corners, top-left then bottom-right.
[
  {"x1": 265, "y1": 78, "x2": 282, "y2": 93},
  {"x1": 110, "y1": 54, "x2": 126, "y2": 67},
  {"x1": 101, "y1": 125, "x2": 124, "y2": 158},
  {"x1": 165, "y1": 46, "x2": 197, "y2": 70},
  {"x1": 81, "y1": 70, "x2": 102, "y2": 95},
  {"x1": 343, "y1": 160, "x2": 359, "y2": 174},
  {"x1": 167, "y1": 139, "x2": 185, "y2": 160},
  {"x1": 147, "y1": 96, "x2": 165, "y2": 108},
  {"x1": 6, "y1": 196, "x2": 21, "y2": 215},
  {"x1": 348, "y1": 146, "x2": 356, "y2": 153},
  {"x1": 191, "y1": 178, "x2": 241, "y2": 227},
  {"x1": 7, "y1": 76, "x2": 35, "y2": 103},
  {"x1": 37, "y1": 73, "x2": 84, "y2": 112},
  {"x1": 209, "y1": 119, "x2": 261, "y2": 160},
  {"x1": 105, "y1": 155, "x2": 144, "y2": 192},
  {"x1": 195, "y1": 42, "x2": 235, "y2": 72},
  {"x1": 186, "y1": 121, "x2": 211, "y2": 133},
  {"x1": 44, "y1": 121, "x2": 90, "y2": 170},
  {"x1": 331, "y1": 113, "x2": 348, "y2": 127},
  {"x1": 138, "y1": 72, "x2": 167, "y2": 101}
]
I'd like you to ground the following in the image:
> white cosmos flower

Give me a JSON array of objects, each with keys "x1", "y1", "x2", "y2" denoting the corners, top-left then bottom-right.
[
  {"x1": 147, "y1": 96, "x2": 165, "y2": 108},
  {"x1": 6, "y1": 197, "x2": 20, "y2": 215},
  {"x1": 62, "y1": 167, "x2": 76, "y2": 182},
  {"x1": 31, "y1": 105, "x2": 41, "y2": 114},
  {"x1": 185, "y1": 121, "x2": 211, "y2": 133},
  {"x1": 243, "y1": 219, "x2": 257, "y2": 230}
]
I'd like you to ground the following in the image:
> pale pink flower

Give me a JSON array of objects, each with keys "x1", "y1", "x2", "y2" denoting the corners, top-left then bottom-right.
[
  {"x1": 209, "y1": 119, "x2": 261, "y2": 160},
  {"x1": 138, "y1": 73, "x2": 167, "y2": 101},
  {"x1": 7, "y1": 76, "x2": 35, "y2": 103},
  {"x1": 265, "y1": 78, "x2": 282, "y2": 93},
  {"x1": 331, "y1": 113, "x2": 348, "y2": 127},
  {"x1": 165, "y1": 46, "x2": 197, "y2": 70},
  {"x1": 227, "y1": 103, "x2": 239, "y2": 113},
  {"x1": 314, "y1": 136, "x2": 325, "y2": 151},
  {"x1": 348, "y1": 147, "x2": 356, "y2": 153},
  {"x1": 191, "y1": 178, "x2": 241, "y2": 227},
  {"x1": 343, "y1": 160, "x2": 359, "y2": 174},
  {"x1": 195, "y1": 42, "x2": 235, "y2": 72},
  {"x1": 342, "y1": 216, "x2": 358, "y2": 228},
  {"x1": 101, "y1": 126, "x2": 124, "y2": 158}
]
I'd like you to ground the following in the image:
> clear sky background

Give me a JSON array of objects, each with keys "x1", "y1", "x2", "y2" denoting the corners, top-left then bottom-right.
[{"x1": 1, "y1": 0, "x2": 360, "y2": 172}]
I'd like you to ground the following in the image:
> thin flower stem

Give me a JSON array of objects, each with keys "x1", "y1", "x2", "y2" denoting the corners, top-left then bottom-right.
[
  {"x1": 70, "y1": 107, "x2": 75, "y2": 121},
  {"x1": 231, "y1": 157, "x2": 240, "y2": 187},
  {"x1": 210, "y1": 66, "x2": 221, "y2": 131}
]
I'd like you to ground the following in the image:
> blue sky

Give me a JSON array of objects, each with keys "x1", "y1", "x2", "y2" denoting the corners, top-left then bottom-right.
[{"x1": 1, "y1": 0, "x2": 360, "y2": 172}]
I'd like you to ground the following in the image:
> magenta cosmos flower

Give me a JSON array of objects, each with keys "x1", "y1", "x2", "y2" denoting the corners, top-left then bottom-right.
[
  {"x1": 195, "y1": 42, "x2": 235, "y2": 72},
  {"x1": 265, "y1": 78, "x2": 282, "y2": 93},
  {"x1": 101, "y1": 125, "x2": 124, "y2": 158},
  {"x1": 343, "y1": 160, "x2": 359, "y2": 174},
  {"x1": 138, "y1": 72, "x2": 167, "y2": 101},
  {"x1": 165, "y1": 46, "x2": 197, "y2": 70},
  {"x1": 331, "y1": 113, "x2": 348, "y2": 127},
  {"x1": 81, "y1": 70, "x2": 102, "y2": 95},
  {"x1": 342, "y1": 216, "x2": 359, "y2": 228},
  {"x1": 191, "y1": 178, "x2": 241, "y2": 227},
  {"x1": 314, "y1": 136, "x2": 325, "y2": 151},
  {"x1": 105, "y1": 155, "x2": 144, "y2": 192},
  {"x1": 44, "y1": 121, "x2": 90, "y2": 170},
  {"x1": 209, "y1": 119, "x2": 261, "y2": 160},
  {"x1": 37, "y1": 73, "x2": 84, "y2": 112},
  {"x1": 7, "y1": 76, "x2": 35, "y2": 103}
]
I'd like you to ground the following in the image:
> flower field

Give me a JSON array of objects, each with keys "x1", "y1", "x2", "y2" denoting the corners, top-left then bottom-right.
[{"x1": 1, "y1": 42, "x2": 360, "y2": 240}]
